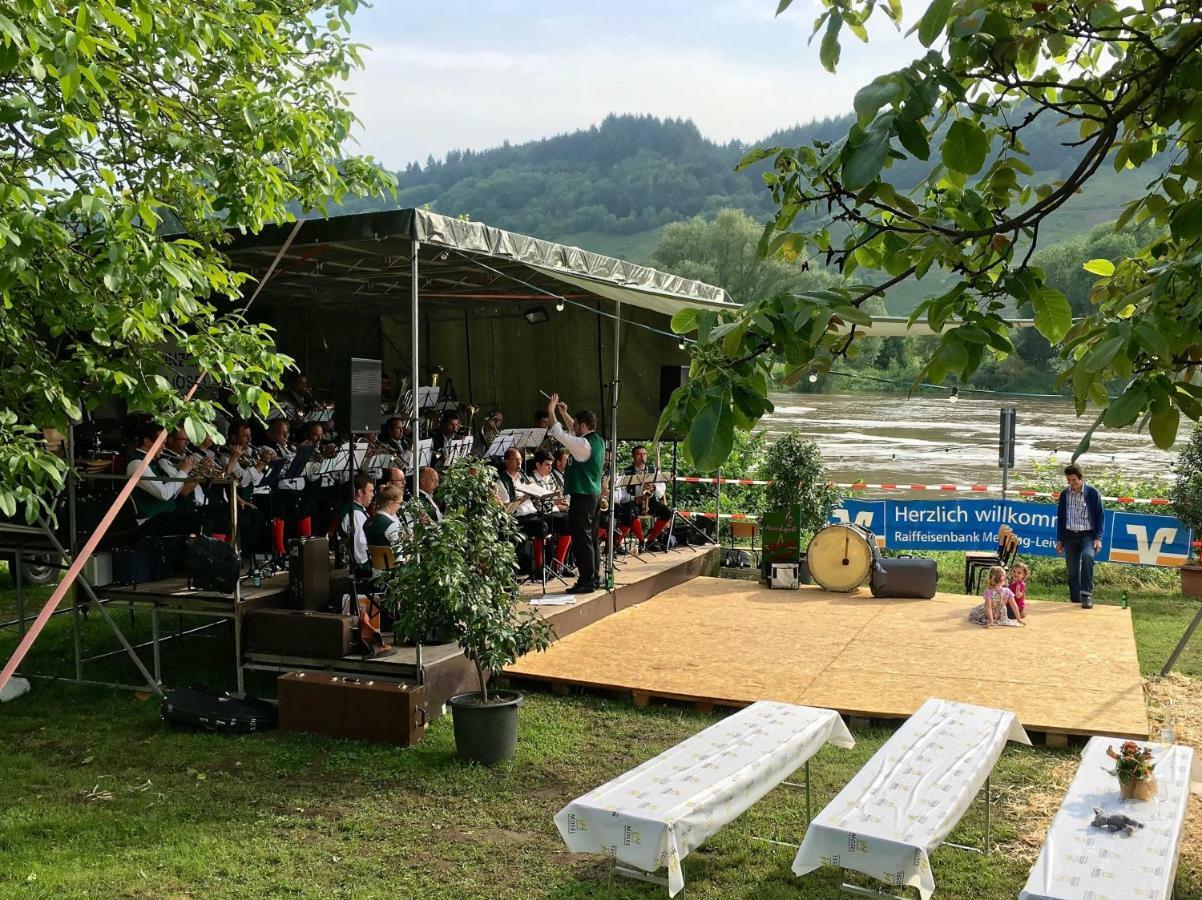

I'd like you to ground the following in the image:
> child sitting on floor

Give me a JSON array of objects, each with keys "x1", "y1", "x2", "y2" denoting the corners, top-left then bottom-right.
[
  {"x1": 1007, "y1": 562, "x2": 1029, "y2": 623},
  {"x1": 968, "y1": 565, "x2": 1025, "y2": 627}
]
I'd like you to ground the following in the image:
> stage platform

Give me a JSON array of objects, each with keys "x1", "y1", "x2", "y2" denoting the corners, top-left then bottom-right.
[
  {"x1": 242, "y1": 545, "x2": 720, "y2": 715},
  {"x1": 505, "y1": 576, "x2": 1150, "y2": 740}
]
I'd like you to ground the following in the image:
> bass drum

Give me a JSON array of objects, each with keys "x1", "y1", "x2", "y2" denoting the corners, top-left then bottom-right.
[{"x1": 805, "y1": 524, "x2": 877, "y2": 592}]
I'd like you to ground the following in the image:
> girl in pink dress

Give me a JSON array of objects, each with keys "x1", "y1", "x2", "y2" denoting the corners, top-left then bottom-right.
[
  {"x1": 1007, "y1": 562, "x2": 1029, "y2": 623},
  {"x1": 968, "y1": 565, "x2": 1025, "y2": 627}
]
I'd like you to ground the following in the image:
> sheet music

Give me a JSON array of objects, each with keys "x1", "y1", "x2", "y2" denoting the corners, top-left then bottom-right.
[
  {"x1": 417, "y1": 386, "x2": 440, "y2": 409},
  {"x1": 442, "y1": 436, "x2": 474, "y2": 465},
  {"x1": 515, "y1": 479, "x2": 558, "y2": 500},
  {"x1": 403, "y1": 439, "x2": 434, "y2": 471},
  {"x1": 302, "y1": 407, "x2": 334, "y2": 423},
  {"x1": 485, "y1": 427, "x2": 549, "y2": 457}
]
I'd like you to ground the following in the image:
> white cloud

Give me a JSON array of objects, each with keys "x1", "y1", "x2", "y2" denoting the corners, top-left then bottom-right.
[{"x1": 343, "y1": 17, "x2": 922, "y2": 168}]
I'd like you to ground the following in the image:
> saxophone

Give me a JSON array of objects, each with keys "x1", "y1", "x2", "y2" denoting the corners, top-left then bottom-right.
[{"x1": 600, "y1": 472, "x2": 610, "y2": 513}]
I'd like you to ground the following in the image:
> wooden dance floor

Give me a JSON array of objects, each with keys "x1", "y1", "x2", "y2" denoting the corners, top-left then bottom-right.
[{"x1": 506, "y1": 575, "x2": 1149, "y2": 739}]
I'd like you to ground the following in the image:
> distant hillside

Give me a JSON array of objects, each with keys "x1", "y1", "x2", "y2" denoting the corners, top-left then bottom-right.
[{"x1": 336, "y1": 112, "x2": 1155, "y2": 312}]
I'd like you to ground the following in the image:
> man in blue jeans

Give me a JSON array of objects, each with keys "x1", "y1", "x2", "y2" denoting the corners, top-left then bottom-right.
[{"x1": 1055, "y1": 463, "x2": 1104, "y2": 609}]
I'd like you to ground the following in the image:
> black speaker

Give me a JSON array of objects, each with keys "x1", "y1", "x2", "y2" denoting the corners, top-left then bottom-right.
[
  {"x1": 336, "y1": 357, "x2": 381, "y2": 436},
  {"x1": 659, "y1": 365, "x2": 687, "y2": 412}
]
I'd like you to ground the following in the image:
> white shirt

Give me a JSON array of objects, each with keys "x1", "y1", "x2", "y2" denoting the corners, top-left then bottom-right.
[
  {"x1": 159, "y1": 456, "x2": 205, "y2": 507},
  {"x1": 126, "y1": 454, "x2": 181, "y2": 503},
  {"x1": 419, "y1": 490, "x2": 443, "y2": 522},
  {"x1": 549, "y1": 421, "x2": 592, "y2": 462},
  {"x1": 496, "y1": 472, "x2": 537, "y2": 517},
  {"x1": 341, "y1": 504, "x2": 369, "y2": 566},
  {"x1": 218, "y1": 449, "x2": 264, "y2": 488},
  {"x1": 626, "y1": 466, "x2": 666, "y2": 501}
]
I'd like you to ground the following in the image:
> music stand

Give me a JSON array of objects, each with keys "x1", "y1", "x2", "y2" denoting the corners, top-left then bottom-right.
[
  {"x1": 302, "y1": 407, "x2": 334, "y2": 424},
  {"x1": 441, "y1": 436, "x2": 474, "y2": 467},
  {"x1": 284, "y1": 444, "x2": 316, "y2": 479},
  {"x1": 486, "y1": 427, "x2": 548, "y2": 459},
  {"x1": 403, "y1": 438, "x2": 433, "y2": 473},
  {"x1": 258, "y1": 457, "x2": 289, "y2": 491},
  {"x1": 514, "y1": 480, "x2": 570, "y2": 593}
]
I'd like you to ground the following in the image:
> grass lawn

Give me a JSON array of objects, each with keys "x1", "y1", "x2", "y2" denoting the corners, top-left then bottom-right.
[{"x1": 1, "y1": 557, "x2": 1200, "y2": 899}]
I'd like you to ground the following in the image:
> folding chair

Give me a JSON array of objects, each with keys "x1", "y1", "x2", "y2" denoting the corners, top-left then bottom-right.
[
  {"x1": 964, "y1": 525, "x2": 1011, "y2": 592},
  {"x1": 968, "y1": 532, "x2": 1019, "y2": 594}
]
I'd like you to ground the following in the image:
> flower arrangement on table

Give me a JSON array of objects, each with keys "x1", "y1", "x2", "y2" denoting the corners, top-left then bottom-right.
[{"x1": 1106, "y1": 741, "x2": 1158, "y2": 800}]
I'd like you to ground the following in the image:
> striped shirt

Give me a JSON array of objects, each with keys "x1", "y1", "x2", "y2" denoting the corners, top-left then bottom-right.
[{"x1": 1065, "y1": 486, "x2": 1092, "y2": 532}]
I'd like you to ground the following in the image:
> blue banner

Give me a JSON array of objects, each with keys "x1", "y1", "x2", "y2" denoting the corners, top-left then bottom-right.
[{"x1": 830, "y1": 499, "x2": 1193, "y2": 567}]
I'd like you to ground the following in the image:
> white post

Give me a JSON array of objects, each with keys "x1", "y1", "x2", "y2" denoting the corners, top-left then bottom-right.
[{"x1": 606, "y1": 301, "x2": 620, "y2": 588}]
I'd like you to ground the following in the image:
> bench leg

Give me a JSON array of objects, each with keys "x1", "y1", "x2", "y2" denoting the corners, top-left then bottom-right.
[
  {"x1": 944, "y1": 774, "x2": 991, "y2": 855},
  {"x1": 609, "y1": 857, "x2": 671, "y2": 895},
  {"x1": 838, "y1": 869, "x2": 908, "y2": 899}
]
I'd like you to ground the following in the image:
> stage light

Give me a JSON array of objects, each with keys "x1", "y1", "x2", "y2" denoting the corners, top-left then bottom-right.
[
  {"x1": 949, "y1": 387, "x2": 960, "y2": 403},
  {"x1": 555, "y1": 299, "x2": 565, "y2": 312},
  {"x1": 678, "y1": 338, "x2": 687, "y2": 350},
  {"x1": 808, "y1": 370, "x2": 818, "y2": 384},
  {"x1": 523, "y1": 307, "x2": 550, "y2": 325},
  {"x1": 437, "y1": 250, "x2": 449, "y2": 261}
]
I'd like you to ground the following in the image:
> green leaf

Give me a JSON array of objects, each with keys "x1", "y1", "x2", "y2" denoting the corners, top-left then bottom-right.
[
  {"x1": 1082, "y1": 258, "x2": 1115, "y2": 276},
  {"x1": 1082, "y1": 335, "x2": 1125, "y2": 373},
  {"x1": 853, "y1": 78, "x2": 902, "y2": 124},
  {"x1": 1072, "y1": 411, "x2": 1105, "y2": 461},
  {"x1": 183, "y1": 416, "x2": 205, "y2": 444},
  {"x1": 686, "y1": 398, "x2": 735, "y2": 472},
  {"x1": 820, "y1": 10, "x2": 842, "y2": 73},
  {"x1": 1149, "y1": 407, "x2": 1180, "y2": 449},
  {"x1": 670, "y1": 307, "x2": 699, "y2": 334},
  {"x1": 895, "y1": 117, "x2": 930, "y2": 161},
  {"x1": 941, "y1": 119, "x2": 988, "y2": 175},
  {"x1": 842, "y1": 117, "x2": 893, "y2": 190},
  {"x1": 917, "y1": 0, "x2": 953, "y2": 47},
  {"x1": 1032, "y1": 288, "x2": 1072, "y2": 343},
  {"x1": 1169, "y1": 198, "x2": 1202, "y2": 241},
  {"x1": 1103, "y1": 384, "x2": 1147, "y2": 428}
]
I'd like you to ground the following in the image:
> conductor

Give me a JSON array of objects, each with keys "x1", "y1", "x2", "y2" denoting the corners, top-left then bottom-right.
[{"x1": 546, "y1": 393, "x2": 604, "y2": 594}]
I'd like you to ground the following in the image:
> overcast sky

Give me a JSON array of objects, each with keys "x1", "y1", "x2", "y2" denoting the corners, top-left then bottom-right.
[{"x1": 341, "y1": 1, "x2": 923, "y2": 169}]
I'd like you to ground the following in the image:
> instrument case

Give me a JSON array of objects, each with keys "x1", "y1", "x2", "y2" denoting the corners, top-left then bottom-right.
[
  {"x1": 870, "y1": 556, "x2": 938, "y2": 599},
  {"x1": 277, "y1": 672, "x2": 426, "y2": 745},
  {"x1": 288, "y1": 536, "x2": 330, "y2": 610},
  {"x1": 161, "y1": 685, "x2": 277, "y2": 733}
]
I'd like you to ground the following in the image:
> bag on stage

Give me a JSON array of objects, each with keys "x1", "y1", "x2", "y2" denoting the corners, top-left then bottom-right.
[
  {"x1": 187, "y1": 535, "x2": 240, "y2": 594},
  {"x1": 160, "y1": 685, "x2": 277, "y2": 733}
]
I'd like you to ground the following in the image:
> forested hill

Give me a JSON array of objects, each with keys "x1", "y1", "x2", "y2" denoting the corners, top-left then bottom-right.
[{"x1": 336, "y1": 112, "x2": 1145, "y2": 272}]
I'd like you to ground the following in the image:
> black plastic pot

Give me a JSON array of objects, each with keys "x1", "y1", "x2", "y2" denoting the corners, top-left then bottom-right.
[{"x1": 448, "y1": 690, "x2": 523, "y2": 765}]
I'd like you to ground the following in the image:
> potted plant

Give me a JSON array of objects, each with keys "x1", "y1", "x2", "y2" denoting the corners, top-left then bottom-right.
[
  {"x1": 1106, "y1": 741, "x2": 1158, "y2": 801},
  {"x1": 759, "y1": 434, "x2": 842, "y2": 583},
  {"x1": 383, "y1": 462, "x2": 554, "y2": 765},
  {"x1": 1170, "y1": 422, "x2": 1202, "y2": 598}
]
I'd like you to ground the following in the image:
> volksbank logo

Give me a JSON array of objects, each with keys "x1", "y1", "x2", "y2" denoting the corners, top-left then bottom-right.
[{"x1": 1109, "y1": 515, "x2": 1192, "y2": 566}]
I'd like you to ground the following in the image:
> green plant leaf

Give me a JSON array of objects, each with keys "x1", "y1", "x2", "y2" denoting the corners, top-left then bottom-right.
[
  {"x1": 895, "y1": 117, "x2": 930, "y2": 160},
  {"x1": 1082, "y1": 258, "x2": 1115, "y2": 276},
  {"x1": 1169, "y1": 197, "x2": 1202, "y2": 241},
  {"x1": 686, "y1": 398, "x2": 735, "y2": 473},
  {"x1": 853, "y1": 78, "x2": 902, "y2": 124},
  {"x1": 1032, "y1": 288, "x2": 1072, "y2": 343},
  {"x1": 941, "y1": 119, "x2": 988, "y2": 175},
  {"x1": 842, "y1": 118, "x2": 893, "y2": 190},
  {"x1": 1103, "y1": 384, "x2": 1147, "y2": 428},
  {"x1": 820, "y1": 9, "x2": 842, "y2": 73},
  {"x1": 1149, "y1": 407, "x2": 1180, "y2": 449},
  {"x1": 917, "y1": 0, "x2": 953, "y2": 47},
  {"x1": 670, "y1": 307, "x2": 699, "y2": 334}
]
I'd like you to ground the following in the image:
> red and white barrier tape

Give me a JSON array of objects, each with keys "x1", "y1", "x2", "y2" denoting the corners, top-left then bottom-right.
[{"x1": 672, "y1": 475, "x2": 1171, "y2": 506}]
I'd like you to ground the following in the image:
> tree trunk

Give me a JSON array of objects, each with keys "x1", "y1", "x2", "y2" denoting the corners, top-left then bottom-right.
[{"x1": 475, "y1": 659, "x2": 488, "y2": 704}]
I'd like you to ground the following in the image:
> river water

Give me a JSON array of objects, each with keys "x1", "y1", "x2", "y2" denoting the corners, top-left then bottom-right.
[{"x1": 759, "y1": 391, "x2": 1177, "y2": 487}]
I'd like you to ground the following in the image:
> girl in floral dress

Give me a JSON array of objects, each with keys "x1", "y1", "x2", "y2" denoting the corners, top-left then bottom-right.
[{"x1": 968, "y1": 565, "x2": 1025, "y2": 627}]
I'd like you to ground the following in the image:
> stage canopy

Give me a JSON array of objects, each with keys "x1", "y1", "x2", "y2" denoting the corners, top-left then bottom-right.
[{"x1": 222, "y1": 208, "x2": 1039, "y2": 437}]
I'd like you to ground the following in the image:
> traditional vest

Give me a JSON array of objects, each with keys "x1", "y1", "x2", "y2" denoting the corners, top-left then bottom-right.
[
  {"x1": 131, "y1": 451, "x2": 176, "y2": 520},
  {"x1": 365, "y1": 511, "x2": 398, "y2": 547},
  {"x1": 564, "y1": 431, "x2": 605, "y2": 495}
]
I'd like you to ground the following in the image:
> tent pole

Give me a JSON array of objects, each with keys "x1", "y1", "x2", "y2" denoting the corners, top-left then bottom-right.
[
  {"x1": 410, "y1": 237, "x2": 421, "y2": 510},
  {"x1": 606, "y1": 301, "x2": 620, "y2": 590}
]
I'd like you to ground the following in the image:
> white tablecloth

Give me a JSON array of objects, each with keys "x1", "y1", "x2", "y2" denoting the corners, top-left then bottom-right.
[
  {"x1": 554, "y1": 701, "x2": 854, "y2": 896},
  {"x1": 792, "y1": 697, "x2": 1030, "y2": 899},
  {"x1": 1020, "y1": 737, "x2": 1201, "y2": 900}
]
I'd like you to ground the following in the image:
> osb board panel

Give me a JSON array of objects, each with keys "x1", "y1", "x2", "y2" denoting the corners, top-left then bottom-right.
[{"x1": 506, "y1": 577, "x2": 1149, "y2": 738}]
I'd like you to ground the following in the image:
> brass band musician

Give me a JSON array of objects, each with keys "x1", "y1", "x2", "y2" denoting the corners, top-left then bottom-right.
[{"x1": 615, "y1": 444, "x2": 674, "y2": 552}]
